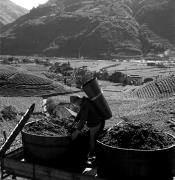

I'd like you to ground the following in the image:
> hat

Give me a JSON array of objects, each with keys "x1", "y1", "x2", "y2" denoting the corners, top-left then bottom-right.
[{"x1": 70, "y1": 95, "x2": 81, "y2": 104}]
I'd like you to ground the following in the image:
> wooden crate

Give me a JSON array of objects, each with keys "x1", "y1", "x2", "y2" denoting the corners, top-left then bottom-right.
[{"x1": 1, "y1": 148, "x2": 105, "y2": 180}]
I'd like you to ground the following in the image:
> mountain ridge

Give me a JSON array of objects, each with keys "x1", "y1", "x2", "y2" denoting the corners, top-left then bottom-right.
[
  {"x1": 0, "y1": 0, "x2": 28, "y2": 28},
  {"x1": 0, "y1": 0, "x2": 174, "y2": 58}
]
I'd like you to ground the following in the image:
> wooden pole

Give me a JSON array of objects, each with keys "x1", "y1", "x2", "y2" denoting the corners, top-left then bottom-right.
[{"x1": 0, "y1": 103, "x2": 35, "y2": 158}]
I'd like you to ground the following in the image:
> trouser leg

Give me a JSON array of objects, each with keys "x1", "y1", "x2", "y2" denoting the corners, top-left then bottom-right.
[
  {"x1": 98, "y1": 120, "x2": 105, "y2": 135},
  {"x1": 89, "y1": 122, "x2": 102, "y2": 156}
]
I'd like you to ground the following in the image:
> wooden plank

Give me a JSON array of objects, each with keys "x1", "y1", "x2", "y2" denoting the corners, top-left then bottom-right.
[
  {"x1": 3, "y1": 158, "x2": 105, "y2": 180},
  {"x1": 5, "y1": 147, "x2": 23, "y2": 159},
  {"x1": 0, "y1": 104, "x2": 35, "y2": 158}
]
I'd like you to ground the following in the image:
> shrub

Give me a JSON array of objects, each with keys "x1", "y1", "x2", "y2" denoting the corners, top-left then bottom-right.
[
  {"x1": 108, "y1": 71, "x2": 126, "y2": 83},
  {"x1": 1, "y1": 106, "x2": 18, "y2": 121},
  {"x1": 49, "y1": 62, "x2": 73, "y2": 74},
  {"x1": 144, "y1": 77, "x2": 154, "y2": 84},
  {"x1": 95, "y1": 70, "x2": 109, "y2": 81},
  {"x1": 74, "y1": 67, "x2": 94, "y2": 88}
]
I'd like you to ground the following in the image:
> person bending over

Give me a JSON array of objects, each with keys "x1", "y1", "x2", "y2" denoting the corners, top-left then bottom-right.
[{"x1": 70, "y1": 95, "x2": 105, "y2": 157}]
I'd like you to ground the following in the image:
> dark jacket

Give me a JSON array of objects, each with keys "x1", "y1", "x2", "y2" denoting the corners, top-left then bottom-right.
[{"x1": 75, "y1": 97, "x2": 104, "y2": 130}]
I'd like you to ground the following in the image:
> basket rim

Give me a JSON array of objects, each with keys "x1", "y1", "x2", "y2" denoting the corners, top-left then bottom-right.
[
  {"x1": 22, "y1": 120, "x2": 71, "y2": 139},
  {"x1": 97, "y1": 132, "x2": 175, "y2": 152},
  {"x1": 96, "y1": 138, "x2": 175, "y2": 152}
]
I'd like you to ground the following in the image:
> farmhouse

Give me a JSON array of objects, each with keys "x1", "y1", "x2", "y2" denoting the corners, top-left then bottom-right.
[
  {"x1": 147, "y1": 62, "x2": 156, "y2": 66},
  {"x1": 127, "y1": 75, "x2": 143, "y2": 85}
]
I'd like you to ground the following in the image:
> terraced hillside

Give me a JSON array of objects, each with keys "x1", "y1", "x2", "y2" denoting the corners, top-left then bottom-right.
[
  {"x1": 0, "y1": 69, "x2": 70, "y2": 97},
  {"x1": 140, "y1": 24, "x2": 174, "y2": 53},
  {"x1": 0, "y1": 68, "x2": 17, "y2": 81},
  {"x1": 1, "y1": 0, "x2": 174, "y2": 57},
  {"x1": 137, "y1": 0, "x2": 175, "y2": 45},
  {"x1": 8, "y1": 73, "x2": 52, "y2": 85},
  {"x1": 126, "y1": 74, "x2": 175, "y2": 99}
]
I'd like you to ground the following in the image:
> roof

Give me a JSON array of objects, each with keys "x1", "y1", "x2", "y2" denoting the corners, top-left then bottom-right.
[{"x1": 128, "y1": 75, "x2": 142, "y2": 78}]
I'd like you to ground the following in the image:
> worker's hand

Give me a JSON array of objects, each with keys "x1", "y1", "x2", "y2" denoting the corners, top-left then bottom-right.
[
  {"x1": 71, "y1": 129, "x2": 81, "y2": 140},
  {"x1": 82, "y1": 167, "x2": 97, "y2": 176}
]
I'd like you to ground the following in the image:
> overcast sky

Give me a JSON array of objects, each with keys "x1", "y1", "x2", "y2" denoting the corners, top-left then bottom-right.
[{"x1": 11, "y1": 0, "x2": 48, "y2": 10}]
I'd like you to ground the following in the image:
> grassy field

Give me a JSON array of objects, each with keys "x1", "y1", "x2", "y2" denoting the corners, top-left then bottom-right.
[
  {"x1": 0, "y1": 58, "x2": 175, "y2": 133},
  {"x1": 0, "y1": 97, "x2": 43, "y2": 113},
  {"x1": 48, "y1": 58, "x2": 175, "y2": 79},
  {"x1": 2, "y1": 58, "x2": 175, "y2": 79},
  {"x1": 0, "y1": 58, "x2": 174, "y2": 124},
  {"x1": 0, "y1": 57, "x2": 175, "y2": 179}
]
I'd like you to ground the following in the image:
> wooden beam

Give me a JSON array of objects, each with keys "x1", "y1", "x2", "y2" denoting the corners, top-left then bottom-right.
[
  {"x1": 3, "y1": 158, "x2": 105, "y2": 180},
  {"x1": 0, "y1": 104, "x2": 35, "y2": 158},
  {"x1": 4, "y1": 148, "x2": 23, "y2": 159}
]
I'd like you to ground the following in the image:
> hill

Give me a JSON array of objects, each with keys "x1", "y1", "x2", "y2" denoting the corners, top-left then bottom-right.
[
  {"x1": 0, "y1": 0, "x2": 28, "y2": 28},
  {"x1": 0, "y1": 0, "x2": 174, "y2": 58},
  {"x1": 136, "y1": 0, "x2": 175, "y2": 53},
  {"x1": 126, "y1": 74, "x2": 175, "y2": 99},
  {"x1": 0, "y1": 67, "x2": 71, "y2": 97},
  {"x1": 136, "y1": 0, "x2": 175, "y2": 44}
]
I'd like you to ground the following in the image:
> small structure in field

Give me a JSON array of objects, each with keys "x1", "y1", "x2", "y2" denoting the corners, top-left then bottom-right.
[
  {"x1": 147, "y1": 62, "x2": 156, "y2": 66},
  {"x1": 127, "y1": 75, "x2": 143, "y2": 85}
]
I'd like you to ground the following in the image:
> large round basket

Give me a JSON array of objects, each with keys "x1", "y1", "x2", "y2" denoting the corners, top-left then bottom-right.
[
  {"x1": 96, "y1": 137, "x2": 175, "y2": 180},
  {"x1": 22, "y1": 121, "x2": 89, "y2": 172}
]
